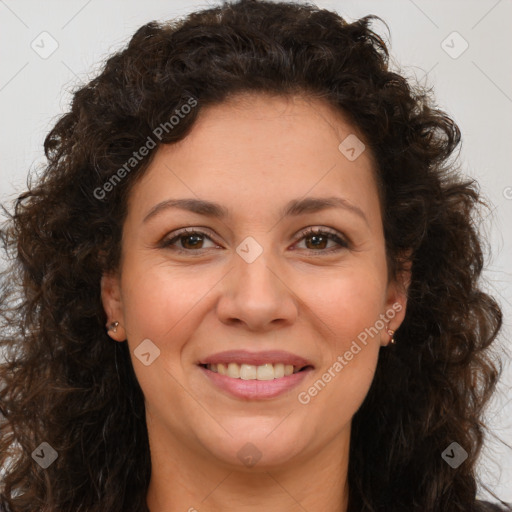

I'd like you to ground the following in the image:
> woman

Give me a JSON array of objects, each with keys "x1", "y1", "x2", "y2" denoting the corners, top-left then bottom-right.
[{"x1": 0, "y1": 0, "x2": 510, "y2": 510}]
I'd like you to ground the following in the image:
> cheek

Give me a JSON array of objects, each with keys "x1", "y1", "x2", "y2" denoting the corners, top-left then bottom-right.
[
  {"x1": 299, "y1": 267, "x2": 385, "y2": 421},
  {"x1": 120, "y1": 260, "x2": 214, "y2": 342},
  {"x1": 118, "y1": 263, "x2": 213, "y2": 407},
  {"x1": 299, "y1": 274, "x2": 383, "y2": 426},
  {"x1": 305, "y1": 267, "x2": 387, "y2": 345},
  {"x1": 313, "y1": 349, "x2": 379, "y2": 432}
]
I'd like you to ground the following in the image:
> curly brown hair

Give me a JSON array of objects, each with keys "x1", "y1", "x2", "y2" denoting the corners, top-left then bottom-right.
[{"x1": 0, "y1": 0, "x2": 510, "y2": 511}]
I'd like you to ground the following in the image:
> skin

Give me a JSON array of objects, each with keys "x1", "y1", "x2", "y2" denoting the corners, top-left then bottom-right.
[{"x1": 101, "y1": 93, "x2": 410, "y2": 512}]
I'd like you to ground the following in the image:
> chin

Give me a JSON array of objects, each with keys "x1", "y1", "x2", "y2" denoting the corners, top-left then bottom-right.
[{"x1": 197, "y1": 424, "x2": 309, "y2": 470}]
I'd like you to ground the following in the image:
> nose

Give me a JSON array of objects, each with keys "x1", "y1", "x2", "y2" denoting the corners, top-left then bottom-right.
[{"x1": 216, "y1": 247, "x2": 298, "y2": 332}]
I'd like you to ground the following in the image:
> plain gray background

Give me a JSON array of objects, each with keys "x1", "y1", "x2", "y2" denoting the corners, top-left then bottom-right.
[{"x1": 1, "y1": 0, "x2": 511, "y2": 503}]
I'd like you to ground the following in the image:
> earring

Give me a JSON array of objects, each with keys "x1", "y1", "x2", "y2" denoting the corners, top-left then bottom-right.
[
  {"x1": 387, "y1": 329, "x2": 396, "y2": 345},
  {"x1": 108, "y1": 321, "x2": 119, "y2": 333}
]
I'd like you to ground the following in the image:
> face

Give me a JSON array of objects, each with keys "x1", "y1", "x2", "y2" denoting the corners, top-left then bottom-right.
[{"x1": 101, "y1": 93, "x2": 409, "y2": 471}]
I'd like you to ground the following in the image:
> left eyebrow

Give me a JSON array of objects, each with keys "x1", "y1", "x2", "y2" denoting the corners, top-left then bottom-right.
[
  {"x1": 142, "y1": 196, "x2": 368, "y2": 226},
  {"x1": 281, "y1": 196, "x2": 368, "y2": 226}
]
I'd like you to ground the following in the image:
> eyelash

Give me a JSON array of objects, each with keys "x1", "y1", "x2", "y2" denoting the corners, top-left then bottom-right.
[{"x1": 160, "y1": 226, "x2": 350, "y2": 255}]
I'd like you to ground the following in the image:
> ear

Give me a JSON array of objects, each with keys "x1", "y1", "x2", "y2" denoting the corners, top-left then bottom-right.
[
  {"x1": 100, "y1": 271, "x2": 127, "y2": 342},
  {"x1": 381, "y1": 250, "x2": 412, "y2": 346}
]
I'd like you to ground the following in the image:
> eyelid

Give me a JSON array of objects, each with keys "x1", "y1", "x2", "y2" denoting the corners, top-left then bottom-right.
[
  {"x1": 294, "y1": 226, "x2": 348, "y2": 243},
  {"x1": 292, "y1": 226, "x2": 350, "y2": 253},
  {"x1": 160, "y1": 226, "x2": 221, "y2": 249},
  {"x1": 160, "y1": 226, "x2": 350, "y2": 253}
]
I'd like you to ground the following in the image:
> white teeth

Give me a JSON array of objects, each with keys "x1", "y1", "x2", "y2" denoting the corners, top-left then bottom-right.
[
  {"x1": 205, "y1": 362, "x2": 303, "y2": 380},
  {"x1": 227, "y1": 362, "x2": 240, "y2": 378},
  {"x1": 240, "y1": 364, "x2": 257, "y2": 380},
  {"x1": 256, "y1": 363, "x2": 274, "y2": 381},
  {"x1": 274, "y1": 363, "x2": 285, "y2": 378}
]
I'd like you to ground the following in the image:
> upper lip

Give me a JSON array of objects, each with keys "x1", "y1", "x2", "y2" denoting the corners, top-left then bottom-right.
[{"x1": 198, "y1": 350, "x2": 314, "y2": 368}]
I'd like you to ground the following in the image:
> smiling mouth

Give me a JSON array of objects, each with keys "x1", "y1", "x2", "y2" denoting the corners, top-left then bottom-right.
[{"x1": 199, "y1": 362, "x2": 313, "y2": 380}]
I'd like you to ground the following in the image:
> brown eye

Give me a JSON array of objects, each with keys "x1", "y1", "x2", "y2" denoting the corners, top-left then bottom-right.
[
  {"x1": 178, "y1": 233, "x2": 204, "y2": 250},
  {"x1": 161, "y1": 228, "x2": 218, "y2": 252},
  {"x1": 294, "y1": 227, "x2": 349, "y2": 253}
]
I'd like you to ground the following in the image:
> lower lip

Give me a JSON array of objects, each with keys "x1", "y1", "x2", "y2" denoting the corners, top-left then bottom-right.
[{"x1": 199, "y1": 365, "x2": 313, "y2": 400}]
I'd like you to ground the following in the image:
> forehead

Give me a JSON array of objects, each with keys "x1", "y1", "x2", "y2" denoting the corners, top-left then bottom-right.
[
  {"x1": 187, "y1": 92, "x2": 370, "y2": 159},
  {"x1": 127, "y1": 92, "x2": 381, "y2": 226}
]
